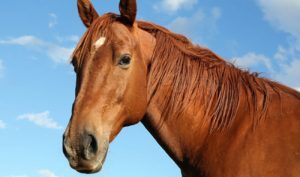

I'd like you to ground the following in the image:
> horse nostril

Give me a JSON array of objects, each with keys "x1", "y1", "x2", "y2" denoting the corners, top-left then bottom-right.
[{"x1": 82, "y1": 134, "x2": 98, "y2": 160}]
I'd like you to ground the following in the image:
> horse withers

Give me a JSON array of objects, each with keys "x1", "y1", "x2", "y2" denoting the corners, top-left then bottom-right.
[{"x1": 63, "y1": 0, "x2": 300, "y2": 176}]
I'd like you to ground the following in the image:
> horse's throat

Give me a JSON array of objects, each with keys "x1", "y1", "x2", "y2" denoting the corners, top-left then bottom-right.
[{"x1": 142, "y1": 103, "x2": 185, "y2": 167}]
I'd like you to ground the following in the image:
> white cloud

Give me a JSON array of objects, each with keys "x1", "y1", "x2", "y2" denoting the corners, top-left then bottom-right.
[
  {"x1": 232, "y1": 51, "x2": 300, "y2": 88},
  {"x1": 168, "y1": 9, "x2": 204, "y2": 33},
  {"x1": 0, "y1": 120, "x2": 6, "y2": 129},
  {"x1": 38, "y1": 169, "x2": 58, "y2": 177},
  {"x1": 167, "y1": 7, "x2": 221, "y2": 44},
  {"x1": 274, "y1": 58, "x2": 300, "y2": 87},
  {"x1": 257, "y1": 0, "x2": 300, "y2": 53},
  {"x1": 0, "y1": 59, "x2": 4, "y2": 78},
  {"x1": 17, "y1": 111, "x2": 62, "y2": 129},
  {"x1": 0, "y1": 36, "x2": 44, "y2": 46},
  {"x1": 67, "y1": 35, "x2": 80, "y2": 42},
  {"x1": 257, "y1": 0, "x2": 300, "y2": 41},
  {"x1": 47, "y1": 45, "x2": 74, "y2": 63},
  {"x1": 49, "y1": 13, "x2": 58, "y2": 28},
  {"x1": 296, "y1": 88, "x2": 300, "y2": 91},
  {"x1": 0, "y1": 35, "x2": 74, "y2": 63},
  {"x1": 56, "y1": 35, "x2": 80, "y2": 43},
  {"x1": 241, "y1": 0, "x2": 300, "y2": 88},
  {"x1": 232, "y1": 52, "x2": 273, "y2": 71},
  {"x1": 155, "y1": 0, "x2": 197, "y2": 12}
]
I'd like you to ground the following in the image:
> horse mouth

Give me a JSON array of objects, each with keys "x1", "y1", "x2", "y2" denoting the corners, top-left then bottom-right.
[{"x1": 69, "y1": 145, "x2": 109, "y2": 174}]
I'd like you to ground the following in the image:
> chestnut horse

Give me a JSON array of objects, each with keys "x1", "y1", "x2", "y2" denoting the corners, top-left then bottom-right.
[{"x1": 63, "y1": 0, "x2": 300, "y2": 176}]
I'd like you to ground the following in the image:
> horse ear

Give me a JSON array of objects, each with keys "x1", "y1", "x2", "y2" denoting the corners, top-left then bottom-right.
[
  {"x1": 119, "y1": 0, "x2": 137, "y2": 26},
  {"x1": 77, "y1": 0, "x2": 99, "y2": 28}
]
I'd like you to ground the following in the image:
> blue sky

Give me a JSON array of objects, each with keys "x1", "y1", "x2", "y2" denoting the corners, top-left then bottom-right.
[{"x1": 0, "y1": 0, "x2": 299, "y2": 177}]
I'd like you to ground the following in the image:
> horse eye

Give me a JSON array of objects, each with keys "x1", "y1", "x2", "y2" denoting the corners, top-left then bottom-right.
[{"x1": 118, "y1": 54, "x2": 131, "y2": 68}]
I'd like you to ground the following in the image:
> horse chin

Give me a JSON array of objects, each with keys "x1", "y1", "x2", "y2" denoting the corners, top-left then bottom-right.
[{"x1": 71, "y1": 144, "x2": 109, "y2": 174}]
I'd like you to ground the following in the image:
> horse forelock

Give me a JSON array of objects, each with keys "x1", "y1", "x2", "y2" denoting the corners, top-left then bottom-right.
[{"x1": 70, "y1": 13, "x2": 118, "y2": 71}]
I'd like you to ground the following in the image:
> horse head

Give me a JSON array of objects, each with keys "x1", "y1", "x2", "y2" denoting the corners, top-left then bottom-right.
[{"x1": 63, "y1": 0, "x2": 155, "y2": 173}]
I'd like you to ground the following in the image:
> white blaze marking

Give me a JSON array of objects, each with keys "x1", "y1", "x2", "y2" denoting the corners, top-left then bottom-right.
[{"x1": 94, "y1": 37, "x2": 106, "y2": 49}]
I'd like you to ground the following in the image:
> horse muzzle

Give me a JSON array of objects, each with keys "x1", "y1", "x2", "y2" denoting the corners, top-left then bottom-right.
[{"x1": 63, "y1": 131, "x2": 109, "y2": 174}]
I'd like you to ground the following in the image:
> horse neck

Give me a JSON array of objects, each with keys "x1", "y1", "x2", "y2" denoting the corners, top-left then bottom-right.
[
  {"x1": 140, "y1": 28, "x2": 274, "y2": 170},
  {"x1": 142, "y1": 57, "x2": 261, "y2": 174},
  {"x1": 142, "y1": 58, "x2": 214, "y2": 171},
  {"x1": 141, "y1": 38, "x2": 222, "y2": 169}
]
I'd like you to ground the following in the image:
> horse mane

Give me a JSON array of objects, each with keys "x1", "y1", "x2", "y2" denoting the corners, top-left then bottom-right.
[
  {"x1": 71, "y1": 13, "x2": 299, "y2": 132},
  {"x1": 137, "y1": 21, "x2": 290, "y2": 132}
]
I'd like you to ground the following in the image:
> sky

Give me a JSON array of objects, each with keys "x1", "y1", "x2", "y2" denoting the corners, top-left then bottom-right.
[{"x1": 0, "y1": 0, "x2": 299, "y2": 177}]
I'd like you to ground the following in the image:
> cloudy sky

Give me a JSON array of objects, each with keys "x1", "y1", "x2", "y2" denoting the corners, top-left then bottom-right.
[{"x1": 0, "y1": 0, "x2": 299, "y2": 177}]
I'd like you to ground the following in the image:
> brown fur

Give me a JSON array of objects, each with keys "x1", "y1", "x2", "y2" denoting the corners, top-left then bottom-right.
[{"x1": 64, "y1": 1, "x2": 300, "y2": 176}]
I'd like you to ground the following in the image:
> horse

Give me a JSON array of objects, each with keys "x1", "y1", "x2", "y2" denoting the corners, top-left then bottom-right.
[{"x1": 62, "y1": 0, "x2": 300, "y2": 176}]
